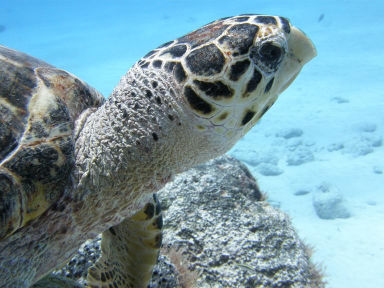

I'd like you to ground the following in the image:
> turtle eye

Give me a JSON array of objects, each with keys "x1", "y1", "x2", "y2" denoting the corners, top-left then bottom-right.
[
  {"x1": 251, "y1": 41, "x2": 284, "y2": 72},
  {"x1": 259, "y1": 42, "x2": 282, "y2": 62}
]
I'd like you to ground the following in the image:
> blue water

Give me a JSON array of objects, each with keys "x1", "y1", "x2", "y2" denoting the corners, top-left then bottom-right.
[{"x1": 1, "y1": 1, "x2": 384, "y2": 287}]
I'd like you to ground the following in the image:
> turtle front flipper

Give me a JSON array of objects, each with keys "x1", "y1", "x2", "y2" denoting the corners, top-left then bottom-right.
[
  {"x1": 0, "y1": 45, "x2": 105, "y2": 240},
  {"x1": 87, "y1": 194, "x2": 163, "y2": 288},
  {"x1": 31, "y1": 274, "x2": 83, "y2": 288}
]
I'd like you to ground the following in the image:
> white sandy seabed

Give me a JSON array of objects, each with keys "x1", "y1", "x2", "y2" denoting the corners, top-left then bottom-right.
[{"x1": 1, "y1": 0, "x2": 383, "y2": 287}]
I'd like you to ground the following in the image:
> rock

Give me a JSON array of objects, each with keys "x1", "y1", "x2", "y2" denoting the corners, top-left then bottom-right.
[
  {"x1": 354, "y1": 122, "x2": 377, "y2": 133},
  {"x1": 373, "y1": 166, "x2": 383, "y2": 174},
  {"x1": 295, "y1": 189, "x2": 311, "y2": 196},
  {"x1": 46, "y1": 155, "x2": 324, "y2": 287},
  {"x1": 287, "y1": 146, "x2": 314, "y2": 166},
  {"x1": 366, "y1": 200, "x2": 377, "y2": 206},
  {"x1": 52, "y1": 238, "x2": 101, "y2": 286},
  {"x1": 276, "y1": 128, "x2": 303, "y2": 139},
  {"x1": 158, "y1": 155, "x2": 324, "y2": 287},
  {"x1": 257, "y1": 162, "x2": 284, "y2": 176},
  {"x1": 286, "y1": 139, "x2": 303, "y2": 151},
  {"x1": 349, "y1": 142, "x2": 374, "y2": 156},
  {"x1": 327, "y1": 142, "x2": 344, "y2": 152},
  {"x1": 149, "y1": 255, "x2": 179, "y2": 288},
  {"x1": 231, "y1": 149, "x2": 279, "y2": 167},
  {"x1": 330, "y1": 96, "x2": 349, "y2": 103},
  {"x1": 312, "y1": 182, "x2": 351, "y2": 220},
  {"x1": 344, "y1": 135, "x2": 382, "y2": 156},
  {"x1": 369, "y1": 135, "x2": 382, "y2": 147}
]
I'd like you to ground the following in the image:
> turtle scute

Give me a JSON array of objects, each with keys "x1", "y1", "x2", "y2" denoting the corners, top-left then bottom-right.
[
  {"x1": 0, "y1": 45, "x2": 104, "y2": 240},
  {"x1": 0, "y1": 14, "x2": 317, "y2": 287}
]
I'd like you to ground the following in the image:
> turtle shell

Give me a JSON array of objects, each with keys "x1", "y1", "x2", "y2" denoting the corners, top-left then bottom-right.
[{"x1": 0, "y1": 45, "x2": 105, "y2": 239}]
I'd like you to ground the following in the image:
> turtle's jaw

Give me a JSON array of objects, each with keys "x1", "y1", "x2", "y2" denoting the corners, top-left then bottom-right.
[
  {"x1": 289, "y1": 26, "x2": 317, "y2": 65},
  {"x1": 276, "y1": 25, "x2": 317, "y2": 95}
]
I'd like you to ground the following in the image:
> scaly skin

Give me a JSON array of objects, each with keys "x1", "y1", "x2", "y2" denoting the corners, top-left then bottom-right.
[{"x1": 0, "y1": 15, "x2": 316, "y2": 287}]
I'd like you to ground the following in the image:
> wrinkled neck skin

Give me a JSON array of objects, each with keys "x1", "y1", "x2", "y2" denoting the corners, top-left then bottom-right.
[
  {"x1": 0, "y1": 66, "x2": 234, "y2": 287},
  {"x1": 72, "y1": 66, "x2": 232, "y2": 236}
]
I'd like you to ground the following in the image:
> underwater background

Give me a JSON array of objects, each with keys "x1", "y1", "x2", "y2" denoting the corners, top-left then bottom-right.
[{"x1": 1, "y1": 0, "x2": 383, "y2": 287}]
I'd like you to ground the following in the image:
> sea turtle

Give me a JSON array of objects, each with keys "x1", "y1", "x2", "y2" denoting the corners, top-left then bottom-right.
[{"x1": 0, "y1": 14, "x2": 316, "y2": 287}]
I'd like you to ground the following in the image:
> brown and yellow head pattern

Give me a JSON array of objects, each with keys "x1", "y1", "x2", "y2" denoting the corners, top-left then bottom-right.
[
  {"x1": 0, "y1": 15, "x2": 316, "y2": 288},
  {"x1": 135, "y1": 14, "x2": 316, "y2": 141}
]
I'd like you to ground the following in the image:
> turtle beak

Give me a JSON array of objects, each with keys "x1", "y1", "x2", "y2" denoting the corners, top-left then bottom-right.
[
  {"x1": 277, "y1": 26, "x2": 317, "y2": 94},
  {"x1": 289, "y1": 26, "x2": 317, "y2": 65}
]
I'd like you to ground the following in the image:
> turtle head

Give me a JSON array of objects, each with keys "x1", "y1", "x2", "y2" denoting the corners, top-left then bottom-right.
[
  {"x1": 176, "y1": 15, "x2": 316, "y2": 140},
  {"x1": 135, "y1": 14, "x2": 316, "y2": 157}
]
